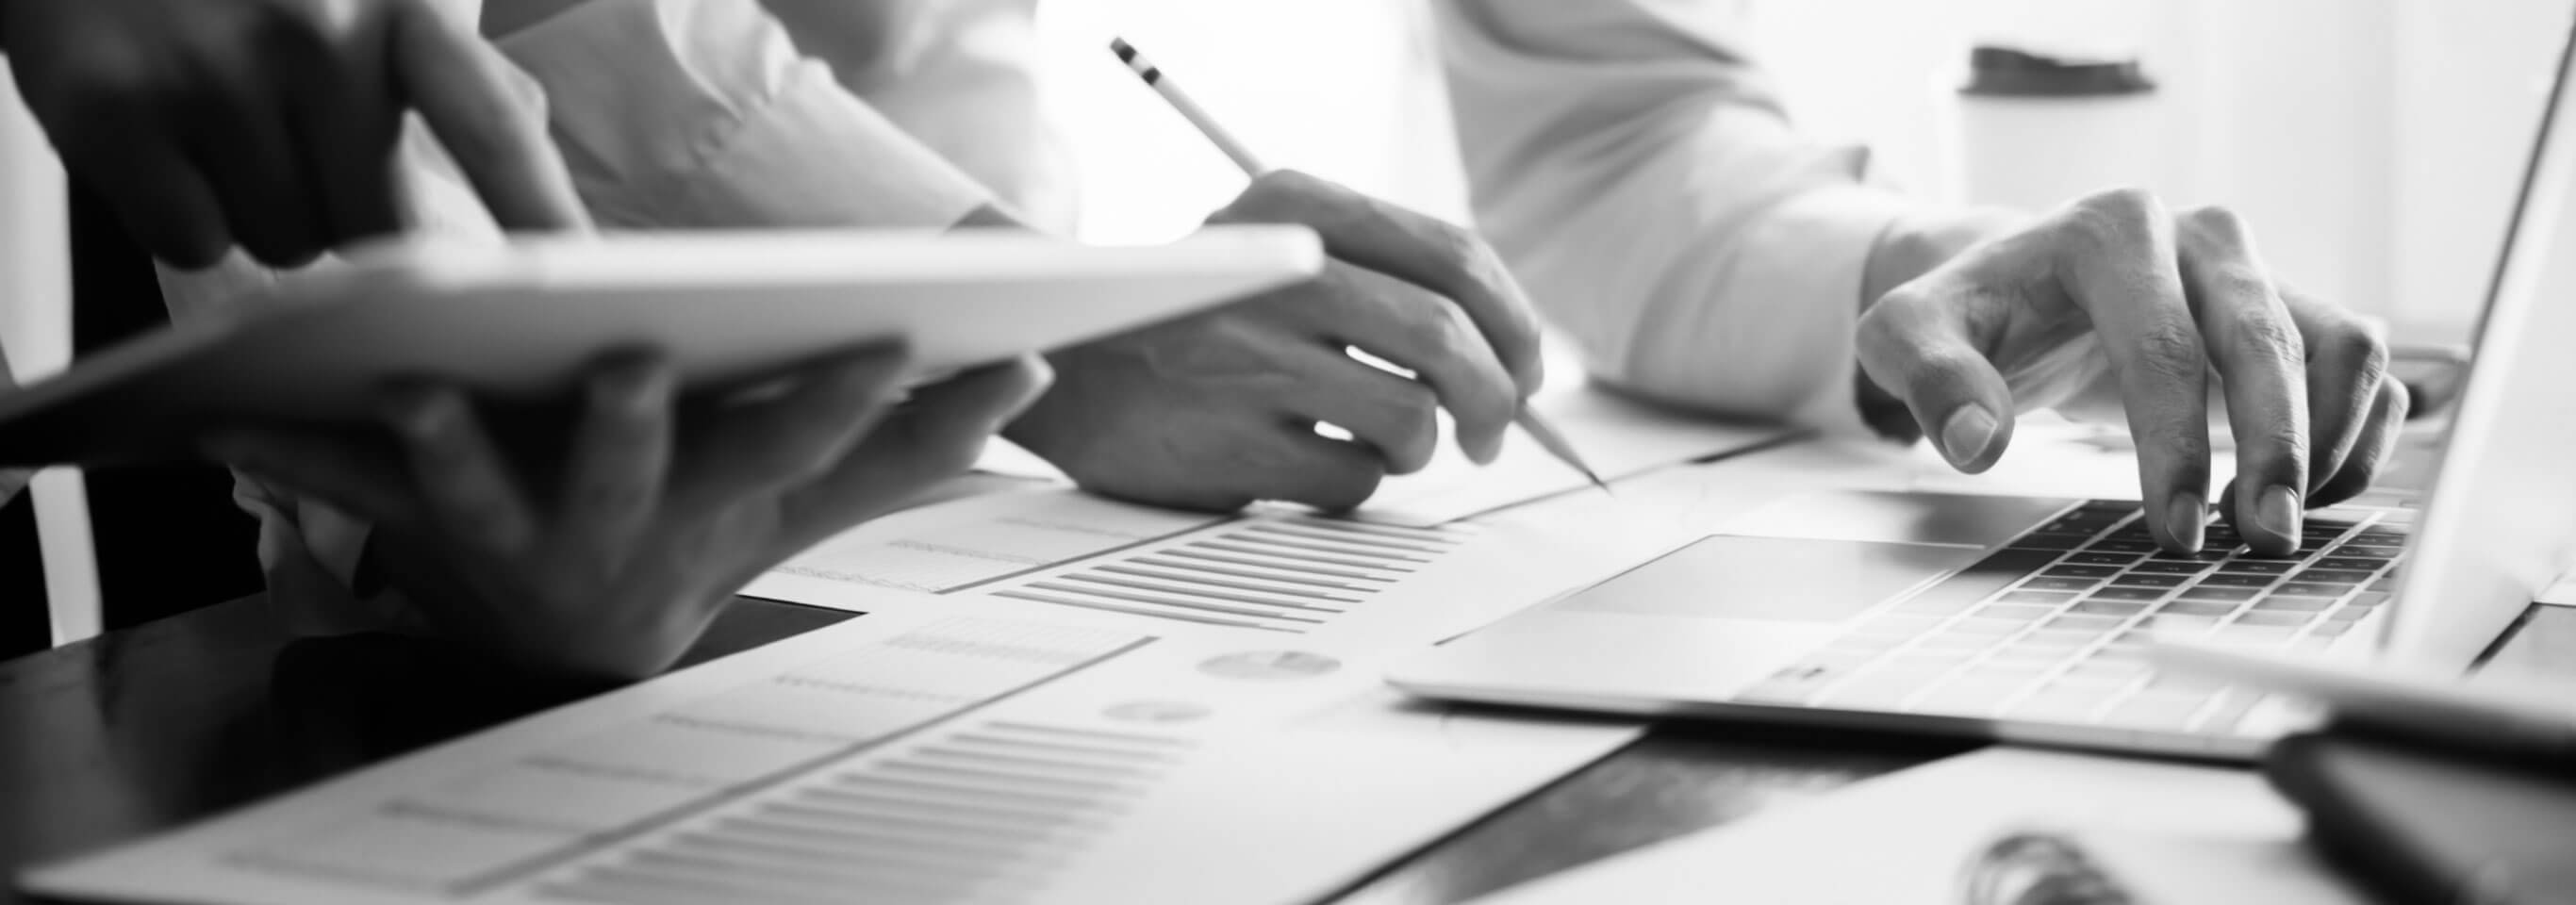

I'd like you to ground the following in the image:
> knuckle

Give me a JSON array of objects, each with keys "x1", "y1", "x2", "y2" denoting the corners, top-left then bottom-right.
[
  {"x1": 2063, "y1": 188, "x2": 2167, "y2": 244},
  {"x1": 2133, "y1": 321, "x2": 2210, "y2": 380},
  {"x1": 2179, "y1": 205, "x2": 2251, "y2": 245},
  {"x1": 2226, "y1": 305, "x2": 2303, "y2": 362}
]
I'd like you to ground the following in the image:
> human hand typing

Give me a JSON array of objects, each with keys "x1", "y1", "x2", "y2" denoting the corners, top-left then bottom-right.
[
  {"x1": 1005, "y1": 170, "x2": 1546, "y2": 512},
  {"x1": 2, "y1": 0, "x2": 586, "y2": 268},
  {"x1": 1856, "y1": 189, "x2": 2408, "y2": 556},
  {"x1": 210, "y1": 348, "x2": 1049, "y2": 681}
]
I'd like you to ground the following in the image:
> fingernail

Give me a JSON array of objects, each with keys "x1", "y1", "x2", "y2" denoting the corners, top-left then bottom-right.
[
  {"x1": 2166, "y1": 492, "x2": 2207, "y2": 551},
  {"x1": 1940, "y1": 405, "x2": 1999, "y2": 465},
  {"x1": 2258, "y1": 485, "x2": 2303, "y2": 545}
]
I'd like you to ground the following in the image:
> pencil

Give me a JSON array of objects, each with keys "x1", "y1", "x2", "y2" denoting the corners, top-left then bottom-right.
[{"x1": 1108, "y1": 36, "x2": 1611, "y2": 493}]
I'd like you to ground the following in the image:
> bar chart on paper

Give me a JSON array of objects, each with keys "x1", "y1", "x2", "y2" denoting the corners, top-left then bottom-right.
[
  {"x1": 983, "y1": 515, "x2": 1475, "y2": 634},
  {"x1": 29, "y1": 617, "x2": 1161, "y2": 905},
  {"x1": 751, "y1": 489, "x2": 1507, "y2": 638}
]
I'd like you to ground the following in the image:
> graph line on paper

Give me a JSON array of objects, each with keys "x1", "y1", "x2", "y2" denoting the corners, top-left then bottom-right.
[
  {"x1": 772, "y1": 491, "x2": 1224, "y2": 594},
  {"x1": 214, "y1": 618, "x2": 1151, "y2": 897},
  {"x1": 983, "y1": 515, "x2": 1477, "y2": 634},
  {"x1": 525, "y1": 718, "x2": 1201, "y2": 905}
]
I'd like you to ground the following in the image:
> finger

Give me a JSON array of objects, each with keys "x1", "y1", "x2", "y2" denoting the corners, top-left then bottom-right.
[
  {"x1": 205, "y1": 430, "x2": 417, "y2": 524},
  {"x1": 1214, "y1": 170, "x2": 1545, "y2": 393},
  {"x1": 555, "y1": 350, "x2": 676, "y2": 568},
  {"x1": 2279, "y1": 284, "x2": 2390, "y2": 496},
  {"x1": 1254, "y1": 431, "x2": 1388, "y2": 512},
  {"x1": 384, "y1": 384, "x2": 539, "y2": 555},
  {"x1": 1295, "y1": 264, "x2": 1517, "y2": 464},
  {"x1": 1854, "y1": 286, "x2": 2019, "y2": 473},
  {"x1": 780, "y1": 357, "x2": 1050, "y2": 537},
  {"x1": 2313, "y1": 379, "x2": 2410, "y2": 507},
  {"x1": 281, "y1": 12, "x2": 405, "y2": 247},
  {"x1": 2174, "y1": 207, "x2": 2307, "y2": 556},
  {"x1": 388, "y1": 0, "x2": 590, "y2": 232},
  {"x1": 678, "y1": 345, "x2": 914, "y2": 508},
  {"x1": 2053, "y1": 190, "x2": 2213, "y2": 551},
  {"x1": 1275, "y1": 343, "x2": 1442, "y2": 475},
  {"x1": 189, "y1": 99, "x2": 324, "y2": 268}
]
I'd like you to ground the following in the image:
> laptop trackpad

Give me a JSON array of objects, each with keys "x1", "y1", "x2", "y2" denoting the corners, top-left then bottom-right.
[{"x1": 1563, "y1": 535, "x2": 1982, "y2": 623}]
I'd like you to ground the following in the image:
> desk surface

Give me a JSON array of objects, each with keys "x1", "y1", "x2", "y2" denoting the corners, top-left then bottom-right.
[{"x1": 4, "y1": 594, "x2": 2569, "y2": 905}]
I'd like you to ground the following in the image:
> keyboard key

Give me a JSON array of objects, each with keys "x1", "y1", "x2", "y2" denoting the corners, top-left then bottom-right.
[
  {"x1": 2038, "y1": 514, "x2": 2116, "y2": 535},
  {"x1": 2072, "y1": 601, "x2": 2152, "y2": 618},
  {"x1": 2108, "y1": 573, "x2": 2187, "y2": 588},
  {"x1": 2067, "y1": 551, "x2": 2140, "y2": 567},
  {"x1": 2044, "y1": 564, "x2": 2122, "y2": 579},
  {"x1": 2199, "y1": 573, "x2": 2278, "y2": 588},
  {"x1": 1976, "y1": 601, "x2": 2058, "y2": 621},
  {"x1": 2214, "y1": 623, "x2": 2298, "y2": 647},
  {"x1": 2338, "y1": 545, "x2": 2403, "y2": 561},
  {"x1": 2079, "y1": 501, "x2": 2143, "y2": 517},
  {"x1": 2253, "y1": 595, "x2": 2337, "y2": 613},
  {"x1": 2309, "y1": 618, "x2": 2358, "y2": 637},
  {"x1": 2176, "y1": 586, "x2": 2260, "y2": 603},
  {"x1": 2085, "y1": 586, "x2": 2167, "y2": 602},
  {"x1": 2129, "y1": 561, "x2": 2213, "y2": 575},
  {"x1": 1997, "y1": 590, "x2": 2078, "y2": 606},
  {"x1": 2045, "y1": 614, "x2": 2125, "y2": 633},
  {"x1": 1893, "y1": 548, "x2": 2065, "y2": 616},
  {"x1": 2215, "y1": 560, "x2": 2295, "y2": 575},
  {"x1": 2234, "y1": 609, "x2": 2313, "y2": 627},
  {"x1": 2314, "y1": 557, "x2": 2386, "y2": 571},
  {"x1": 2293, "y1": 568, "x2": 2374, "y2": 585},
  {"x1": 2090, "y1": 539, "x2": 2160, "y2": 553},
  {"x1": 2021, "y1": 576, "x2": 2100, "y2": 592},
  {"x1": 2347, "y1": 591, "x2": 2392, "y2": 608},
  {"x1": 2011, "y1": 532, "x2": 2092, "y2": 551},
  {"x1": 2273, "y1": 582, "x2": 2351, "y2": 598},
  {"x1": 2155, "y1": 599, "x2": 2237, "y2": 617},
  {"x1": 2136, "y1": 614, "x2": 2221, "y2": 637},
  {"x1": 2322, "y1": 605, "x2": 2370, "y2": 623},
  {"x1": 1945, "y1": 617, "x2": 2023, "y2": 637},
  {"x1": 2148, "y1": 549, "x2": 2232, "y2": 563}
]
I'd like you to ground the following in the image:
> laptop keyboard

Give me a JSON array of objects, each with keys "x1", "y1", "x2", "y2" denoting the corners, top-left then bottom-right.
[{"x1": 1736, "y1": 500, "x2": 2411, "y2": 734}]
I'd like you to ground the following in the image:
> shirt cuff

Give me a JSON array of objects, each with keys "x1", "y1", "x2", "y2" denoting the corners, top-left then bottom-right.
[{"x1": 498, "y1": 0, "x2": 996, "y2": 231}]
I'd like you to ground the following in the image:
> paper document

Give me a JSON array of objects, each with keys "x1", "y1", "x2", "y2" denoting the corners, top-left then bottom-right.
[
  {"x1": 751, "y1": 486, "x2": 1638, "y2": 647},
  {"x1": 29, "y1": 599, "x2": 1638, "y2": 905},
  {"x1": 1355, "y1": 382, "x2": 1787, "y2": 526},
  {"x1": 1473, "y1": 747, "x2": 2360, "y2": 905}
]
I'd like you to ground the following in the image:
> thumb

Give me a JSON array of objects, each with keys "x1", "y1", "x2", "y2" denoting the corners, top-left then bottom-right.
[{"x1": 1856, "y1": 295, "x2": 2019, "y2": 473}]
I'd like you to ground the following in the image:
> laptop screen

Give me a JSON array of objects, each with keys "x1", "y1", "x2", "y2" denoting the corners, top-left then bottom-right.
[{"x1": 2386, "y1": 2, "x2": 2576, "y2": 666}]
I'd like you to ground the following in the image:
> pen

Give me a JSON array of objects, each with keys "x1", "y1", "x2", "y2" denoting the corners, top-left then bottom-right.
[{"x1": 1109, "y1": 36, "x2": 1610, "y2": 493}]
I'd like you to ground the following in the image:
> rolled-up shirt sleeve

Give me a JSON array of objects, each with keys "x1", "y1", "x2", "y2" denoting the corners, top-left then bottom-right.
[
  {"x1": 496, "y1": 0, "x2": 998, "y2": 230},
  {"x1": 1434, "y1": 0, "x2": 1915, "y2": 436}
]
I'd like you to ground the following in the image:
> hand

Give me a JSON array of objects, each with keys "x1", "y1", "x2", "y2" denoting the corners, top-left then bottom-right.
[
  {"x1": 1856, "y1": 189, "x2": 2408, "y2": 555},
  {"x1": 209, "y1": 348, "x2": 1049, "y2": 681},
  {"x1": 3, "y1": 0, "x2": 588, "y2": 268},
  {"x1": 1005, "y1": 170, "x2": 1546, "y2": 511}
]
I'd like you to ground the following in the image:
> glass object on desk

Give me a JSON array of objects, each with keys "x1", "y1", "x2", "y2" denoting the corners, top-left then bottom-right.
[{"x1": 1961, "y1": 831, "x2": 2139, "y2": 905}]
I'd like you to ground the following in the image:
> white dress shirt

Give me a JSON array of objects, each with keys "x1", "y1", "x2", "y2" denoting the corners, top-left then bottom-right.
[{"x1": 173, "y1": 0, "x2": 1913, "y2": 630}]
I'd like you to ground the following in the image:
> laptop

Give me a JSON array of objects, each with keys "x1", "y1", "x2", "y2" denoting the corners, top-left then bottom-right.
[{"x1": 1387, "y1": 12, "x2": 2576, "y2": 761}]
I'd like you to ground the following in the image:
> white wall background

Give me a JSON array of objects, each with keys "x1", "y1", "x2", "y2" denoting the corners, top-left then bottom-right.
[{"x1": 1037, "y1": 0, "x2": 2575, "y2": 339}]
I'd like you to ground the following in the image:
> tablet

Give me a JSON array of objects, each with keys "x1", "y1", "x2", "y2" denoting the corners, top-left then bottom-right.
[{"x1": 0, "y1": 226, "x2": 1322, "y2": 465}]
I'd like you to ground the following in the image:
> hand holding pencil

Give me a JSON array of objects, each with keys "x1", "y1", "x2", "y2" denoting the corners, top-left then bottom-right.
[{"x1": 1106, "y1": 37, "x2": 1609, "y2": 491}]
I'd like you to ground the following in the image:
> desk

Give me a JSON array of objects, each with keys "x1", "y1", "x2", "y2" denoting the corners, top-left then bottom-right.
[{"x1": 5, "y1": 590, "x2": 2570, "y2": 905}]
